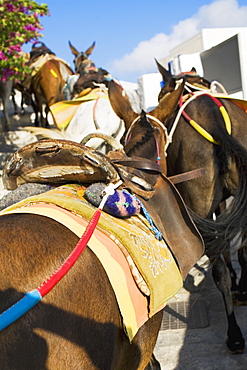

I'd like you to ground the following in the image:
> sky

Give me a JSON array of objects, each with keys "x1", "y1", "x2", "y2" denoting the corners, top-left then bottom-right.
[{"x1": 23, "y1": 0, "x2": 247, "y2": 83}]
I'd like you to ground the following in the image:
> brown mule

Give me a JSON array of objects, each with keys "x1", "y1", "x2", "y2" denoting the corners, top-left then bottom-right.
[
  {"x1": 25, "y1": 42, "x2": 73, "y2": 127},
  {"x1": 68, "y1": 41, "x2": 111, "y2": 98},
  {"x1": 156, "y1": 60, "x2": 247, "y2": 354},
  {"x1": 0, "y1": 80, "x2": 204, "y2": 369}
]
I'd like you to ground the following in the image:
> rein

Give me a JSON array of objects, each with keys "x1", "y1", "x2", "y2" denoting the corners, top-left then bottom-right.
[{"x1": 0, "y1": 181, "x2": 122, "y2": 331}]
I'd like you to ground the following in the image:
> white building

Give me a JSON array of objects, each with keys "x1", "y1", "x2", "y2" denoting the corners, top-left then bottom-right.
[{"x1": 138, "y1": 27, "x2": 247, "y2": 111}]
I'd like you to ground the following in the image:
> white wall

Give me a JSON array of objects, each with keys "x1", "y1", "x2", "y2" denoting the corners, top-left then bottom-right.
[{"x1": 137, "y1": 73, "x2": 162, "y2": 112}]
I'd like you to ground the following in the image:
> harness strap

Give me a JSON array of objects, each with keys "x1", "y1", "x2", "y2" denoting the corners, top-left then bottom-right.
[
  {"x1": 113, "y1": 158, "x2": 163, "y2": 173},
  {"x1": 166, "y1": 80, "x2": 232, "y2": 150},
  {"x1": 46, "y1": 60, "x2": 58, "y2": 78},
  {"x1": 168, "y1": 168, "x2": 206, "y2": 184},
  {"x1": 180, "y1": 93, "x2": 231, "y2": 144},
  {"x1": 113, "y1": 158, "x2": 205, "y2": 185}
]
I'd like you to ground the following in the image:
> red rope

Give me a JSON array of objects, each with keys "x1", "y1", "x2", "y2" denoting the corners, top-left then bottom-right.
[
  {"x1": 180, "y1": 93, "x2": 224, "y2": 121},
  {"x1": 37, "y1": 208, "x2": 102, "y2": 297}
]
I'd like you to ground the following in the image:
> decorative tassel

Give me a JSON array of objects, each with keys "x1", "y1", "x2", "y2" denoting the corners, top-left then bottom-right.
[{"x1": 84, "y1": 183, "x2": 141, "y2": 218}]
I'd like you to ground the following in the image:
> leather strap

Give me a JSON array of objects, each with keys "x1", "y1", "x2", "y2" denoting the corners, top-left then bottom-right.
[
  {"x1": 114, "y1": 157, "x2": 205, "y2": 184},
  {"x1": 113, "y1": 157, "x2": 163, "y2": 173},
  {"x1": 168, "y1": 168, "x2": 205, "y2": 184}
]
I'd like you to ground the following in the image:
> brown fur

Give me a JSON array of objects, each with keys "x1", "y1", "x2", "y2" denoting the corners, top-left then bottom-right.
[{"x1": 30, "y1": 59, "x2": 73, "y2": 127}]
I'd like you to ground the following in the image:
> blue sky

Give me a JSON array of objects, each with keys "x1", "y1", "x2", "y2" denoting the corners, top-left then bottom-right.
[{"x1": 23, "y1": 0, "x2": 247, "y2": 82}]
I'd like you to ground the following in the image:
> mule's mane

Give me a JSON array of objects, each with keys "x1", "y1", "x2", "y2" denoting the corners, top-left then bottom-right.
[{"x1": 125, "y1": 113, "x2": 156, "y2": 158}]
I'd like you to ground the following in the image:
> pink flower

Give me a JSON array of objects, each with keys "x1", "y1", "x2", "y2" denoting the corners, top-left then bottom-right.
[
  {"x1": 6, "y1": 4, "x2": 15, "y2": 12},
  {"x1": 7, "y1": 44, "x2": 22, "y2": 55},
  {"x1": 0, "y1": 51, "x2": 8, "y2": 61},
  {"x1": 2, "y1": 68, "x2": 14, "y2": 79},
  {"x1": 18, "y1": 4, "x2": 26, "y2": 13},
  {"x1": 24, "y1": 24, "x2": 36, "y2": 32}
]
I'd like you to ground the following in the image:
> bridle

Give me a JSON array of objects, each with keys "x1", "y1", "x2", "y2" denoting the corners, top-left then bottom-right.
[{"x1": 125, "y1": 113, "x2": 169, "y2": 164}]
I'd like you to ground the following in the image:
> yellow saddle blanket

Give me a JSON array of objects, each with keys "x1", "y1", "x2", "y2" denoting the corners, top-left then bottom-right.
[
  {"x1": 0, "y1": 184, "x2": 183, "y2": 340},
  {"x1": 50, "y1": 88, "x2": 109, "y2": 130}
]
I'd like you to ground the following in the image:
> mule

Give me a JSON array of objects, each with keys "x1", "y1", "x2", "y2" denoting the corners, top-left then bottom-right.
[
  {"x1": 0, "y1": 80, "x2": 204, "y2": 369},
  {"x1": 24, "y1": 42, "x2": 124, "y2": 153},
  {"x1": 24, "y1": 86, "x2": 125, "y2": 154},
  {"x1": 23, "y1": 42, "x2": 73, "y2": 127},
  {"x1": 68, "y1": 41, "x2": 111, "y2": 99},
  {"x1": 155, "y1": 61, "x2": 247, "y2": 353},
  {"x1": 69, "y1": 41, "x2": 96, "y2": 74}
]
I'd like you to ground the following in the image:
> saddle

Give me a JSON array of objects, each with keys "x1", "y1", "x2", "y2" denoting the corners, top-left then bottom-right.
[
  {"x1": 28, "y1": 42, "x2": 56, "y2": 65},
  {"x1": 2, "y1": 139, "x2": 204, "y2": 279}
]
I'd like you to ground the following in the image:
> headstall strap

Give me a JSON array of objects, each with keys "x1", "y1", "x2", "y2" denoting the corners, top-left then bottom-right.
[{"x1": 125, "y1": 114, "x2": 169, "y2": 161}]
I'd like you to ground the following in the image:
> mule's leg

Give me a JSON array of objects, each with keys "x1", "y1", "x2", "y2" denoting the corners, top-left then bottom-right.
[
  {"x1": 45, "y1": 105, "x2": 50, "y2": 127},
  {"x1": 38, "y1": 103, "x2": 49, "y2": 127},
  {"x1": 144, "y1": 353, "x2": 161, "y2": 370},
  {"x1": 223, "y1": 251, "x2": 239, "y2": 293},
  {"x1": 11, "y1": 89, "x2": 19, "y2": 117},
  {"x1": 20, "y1": 92, "x2": 26, "y2": 114},
  {"x1": 31, "y1": 97, "x2": 39, "y2": 126},
  {"x1": 211, "y1": 255, "x2": 245, "y2": 353},
  {"x1": 236, "y1": 245, "x2": 247, "y2": 305},
  {"x1": 116, "y1": 311, "x2": 163, "y2": 370},
  {"x1": 217, "y1": 202, "x2": 239, "y2": 294}
]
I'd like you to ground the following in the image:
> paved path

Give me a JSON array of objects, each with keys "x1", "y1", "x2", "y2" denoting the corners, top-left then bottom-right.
[{"x1": 154, "y1": 254, "x2": 247, "y2": 369}]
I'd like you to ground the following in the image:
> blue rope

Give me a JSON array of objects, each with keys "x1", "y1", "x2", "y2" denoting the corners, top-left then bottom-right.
[
  {"x1": 135, "y1": 197, "x2": 163, "y2": 241},
  {"x1": 0, "y1": 290, "x2": 42, "y2": 331}
]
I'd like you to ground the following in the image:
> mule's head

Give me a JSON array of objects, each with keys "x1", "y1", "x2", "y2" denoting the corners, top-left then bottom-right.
[
  {"x1": 69, "y1": 41, "x2": 96, "y2": 74},
  {"x1": 108, "y1": 79, "x2": 185, "y2": 176},
  {"x1": 72, "y1": 68, "x2": 110, "y2": 98},
  {"x1": 155, "y1": 59, "x2": 211, "y2": 101}
]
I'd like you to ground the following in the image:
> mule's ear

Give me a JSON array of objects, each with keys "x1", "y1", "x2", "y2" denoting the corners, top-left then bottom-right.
[
  {"x1": 158, "y1": 76, "x2": 177, "y2": 101},
  {"x1": 191, "y1": 67, "x2": 197, "y2": 74},
  {"x1": 108, "y1": 80, "x2": 137, "y2": 131},
  {"x1": 68, "y1": 41, "x2": 80, "y2": 56},
  {"x1": 151, "y1": 78, "x2": 184, "y2": 123},
  {"x1": 155, "y1": 58, "x2": 172, "y2": 82},
  {"x1": 85, "y1": 42, "x2": 96, "y2": 56}
]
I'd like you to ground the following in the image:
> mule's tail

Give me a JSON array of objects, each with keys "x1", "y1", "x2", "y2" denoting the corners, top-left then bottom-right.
[{"x1": 191, "y1": 122, "x2": 247, "y2": 259}]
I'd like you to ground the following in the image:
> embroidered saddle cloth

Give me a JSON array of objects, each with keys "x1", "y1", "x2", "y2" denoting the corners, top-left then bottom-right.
[{"x1": 0, "y1": 184, "x2": 183, "y2": 340}]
